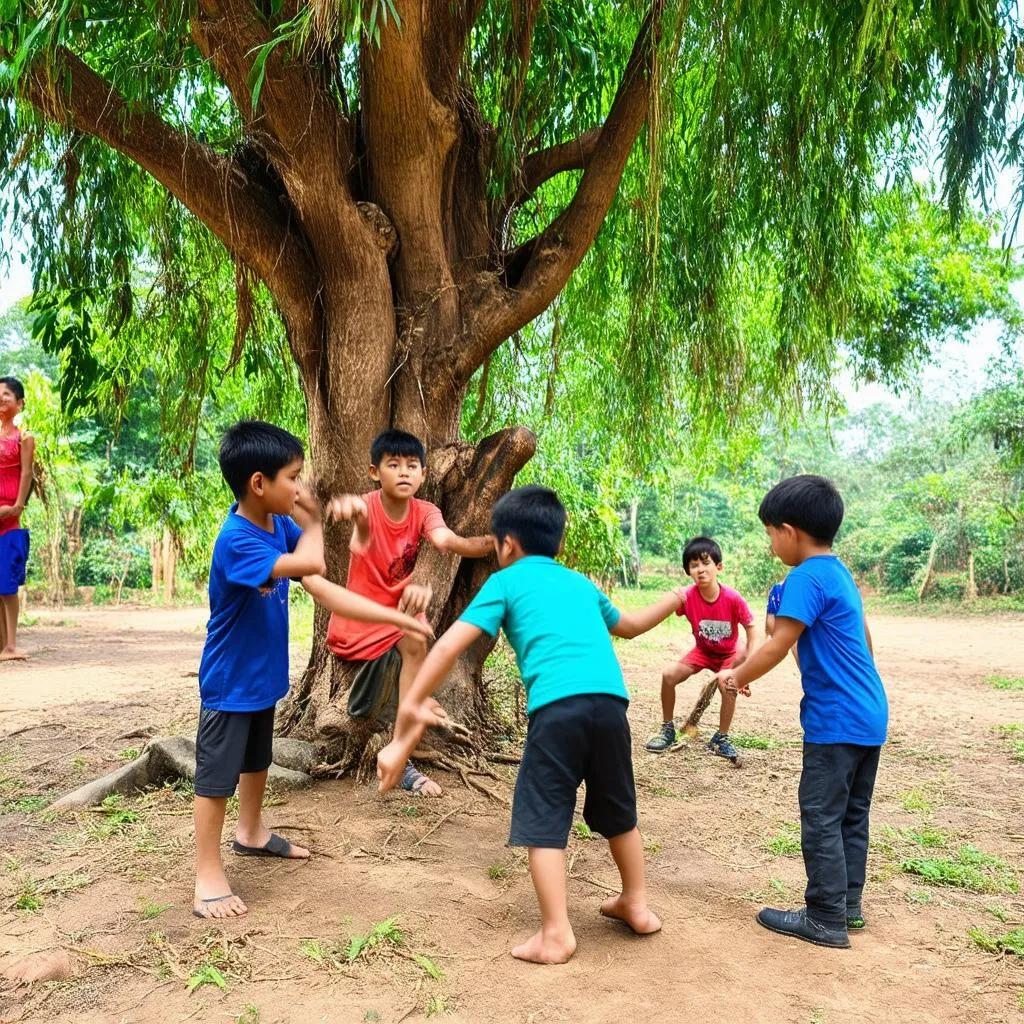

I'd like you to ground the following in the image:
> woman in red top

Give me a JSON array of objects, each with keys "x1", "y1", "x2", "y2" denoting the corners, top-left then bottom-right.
[{"x1": 0, "y1": 377, "x2": 35, "y2": 660}]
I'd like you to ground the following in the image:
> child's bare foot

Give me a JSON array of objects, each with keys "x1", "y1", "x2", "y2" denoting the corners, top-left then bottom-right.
[
  {"x1": 510, "y1": 926, "x2": 577, "y2": 964},
  {"x1": 600, "y1": 894, "x2": 662, "y2": 935},
  {"x1": 400, "y1": 761, "x2": 442, "y2": 798},
  {"x1": 194, "y1": 867, "x2": 247, "y2": 919},
  {"x1": 0, "y1": 649, "x2": 27, "y2": 661}
]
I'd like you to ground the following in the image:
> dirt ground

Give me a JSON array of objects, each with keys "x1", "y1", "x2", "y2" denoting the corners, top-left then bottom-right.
[{"x1": 1, "y1": 604, "x2": 1023, "y2": 1024}]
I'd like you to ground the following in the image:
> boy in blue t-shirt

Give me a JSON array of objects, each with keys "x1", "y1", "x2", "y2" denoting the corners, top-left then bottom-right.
[
  {"x1": 193, "y1": 421, "x2": 432, "y2": 920},
  {"x1": 376, "y1": 485, "x2": 688, "y2": 965},
  {"x1": 717, "y1": 475, "x2": 888, "y2": 949}
]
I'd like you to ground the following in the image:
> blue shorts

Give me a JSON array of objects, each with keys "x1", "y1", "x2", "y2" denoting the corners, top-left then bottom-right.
[{"x1": 0, "y1": 529, "x2": 29, "y2": 595}]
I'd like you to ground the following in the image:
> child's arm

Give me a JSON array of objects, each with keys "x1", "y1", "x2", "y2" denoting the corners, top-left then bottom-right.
[
  {"x1": 864, "y1": 614, "x2": 874, "y2": 656},
  {"x1": 377, "y1": 620, "x2": 483, "y2": 791},
  {"x1": 301, "y1": 575, "x2": 434, "y2": 640},
  {"x1": 717, "y1": 616, "x2": 805, "y2": 695},
  {"x1": 609, "y1": 589, "x2": 686, "y2": 639},
  {"x1": 326, "y1": 493, "x2": 371, "y2": 550},
  {"x1": 733, "y1": 622, "x2": 758, "y2": 665},
  {"x1": 270, "y1": 486, "x2": 326, "y2": 578},
  {"x1": 427, "y1": 527, "x2": 494, "y2": 559},
  {"x1": 764, "y1": 612, "x2": 775, "y2": 637}
]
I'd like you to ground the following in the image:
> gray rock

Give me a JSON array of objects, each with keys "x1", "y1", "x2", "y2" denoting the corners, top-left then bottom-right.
[
  {"x1": 267, "y1": 763, "x2": 315, "y2": 788},
  {"x1": 271, "y1": 738, "x2": 318, "y2": 774}
]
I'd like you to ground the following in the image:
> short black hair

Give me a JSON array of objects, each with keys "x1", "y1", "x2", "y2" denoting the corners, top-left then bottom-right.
[
  {"x1": 683, "y1": 536, "x2": 723, "y2": 568},
  {"x1": 219, "y1": 420, "x2": 304, "y2": 500},
  {"x1": 371, "y1": 429, "x2": 426, "y2": 467},
  {"x1": 491, "y1": 485, "x2": 566, "y2": 558},
  {"x1": 0, "y1": 377, "x2": 25, "y2": 402},
  {"x1": 758, "y1": 474, "x2": 844, "y2": 544}
]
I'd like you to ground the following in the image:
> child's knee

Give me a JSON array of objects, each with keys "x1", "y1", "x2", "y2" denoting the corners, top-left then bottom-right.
[{"x1": 661, "y1": 664, "x2": 688, "y2": 687}]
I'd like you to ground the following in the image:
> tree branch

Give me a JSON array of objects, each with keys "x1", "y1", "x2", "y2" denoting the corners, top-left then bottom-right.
[
  {"x1": 460, "y1": 3, "x2": 664, "y2": 380},
  {"x1": 18, "y1": 46, "x2": 324, "y2": 375},
  {"x1": 192, "y1": 0, "x2": 353, "y2": 197},
  {"x1": 505, "y1": 127, "x2": 603, "y2": 215}
]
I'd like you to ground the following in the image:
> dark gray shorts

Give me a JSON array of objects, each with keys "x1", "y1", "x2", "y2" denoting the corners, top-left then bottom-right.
[
  {"x1": 194, "y1": 704, "x2": 276, "y2": 798},
  {"x1": 509, "y1": 694, "x2": 637, "y2": 848}
]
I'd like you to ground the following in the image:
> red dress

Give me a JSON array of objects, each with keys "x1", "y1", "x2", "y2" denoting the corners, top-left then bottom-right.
[{"x1": 0, "y1": 428, "x2": 23, "y2": 535}]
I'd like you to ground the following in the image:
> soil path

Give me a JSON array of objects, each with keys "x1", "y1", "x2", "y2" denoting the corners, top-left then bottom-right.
[{"x1": 1, "y1": 606, "x2": 1023, "y2": 1023}]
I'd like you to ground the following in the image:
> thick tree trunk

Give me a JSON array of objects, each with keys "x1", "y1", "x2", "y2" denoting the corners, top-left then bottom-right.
[{"x1": 278, "y1": 417, "x2": 535, "y2": 779}]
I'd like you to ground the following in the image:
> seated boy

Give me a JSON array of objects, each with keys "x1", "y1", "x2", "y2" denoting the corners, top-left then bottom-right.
[
  {"x1": 193, "y1": 421, "x2": 433, "y2": 920},
  {"x1": 377, "y1": 485, "x2": 687, "y2": 964},
  {"x1": 645, "y1": 536, "x2": 756, "y2": 759},
  {"x1": 717, "y1": 474, "x2": 888, "y2": 948},
  {"x1": 326, "y1": 429, "x2": 492, "y2": 796}
]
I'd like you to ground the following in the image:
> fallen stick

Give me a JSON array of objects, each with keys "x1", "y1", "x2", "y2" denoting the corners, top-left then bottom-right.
[{"x1": 682, "y1": 677, "x2": 720, "y2": 737}]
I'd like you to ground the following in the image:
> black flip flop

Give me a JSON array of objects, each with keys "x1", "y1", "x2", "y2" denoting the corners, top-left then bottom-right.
[
  {"x1": 231, "y1": 832, "x2": 299, "y2": 858},
  {"x1": 193, "y1": 893, "x2": 245, "y2": 919}
]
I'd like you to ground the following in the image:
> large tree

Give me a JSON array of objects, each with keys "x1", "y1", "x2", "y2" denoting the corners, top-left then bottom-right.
[{"x1": 1, "y1": 1, "x2": 1021, "y2": 773}]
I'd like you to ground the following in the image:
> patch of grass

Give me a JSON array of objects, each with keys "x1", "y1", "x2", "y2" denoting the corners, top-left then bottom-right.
[
  {"x1": 13, "y1": 880, "x2": 42, "y2": 912},
  {"x1": 71, "y1": 757, "x2": 89, "y2": 772},
  {"x1": 900, "y1": 788, "x2": 934, "y2": 814},
  {"x1": 0, "y1": 794, "x2": 48, "y2": 814},
  {"x1": 743, "y1": 877, "x2": 787, "y2": 902},
  {"x1": 187, "y1": 962, "x2": 228, "y2": 994},
  {"x1": 140, "y1": 899, "x2": 173, "y2": 920},
  {"x1": 905, "y1": 889, "x2": 933, "y2": 905},
  {"x1": 236, "y1": 1006, "x2": 260, "y2": 1024},
  {"x1": 346, "y1": 917, "x2": 404, "y2": 963},
  {"x1": 572, "y1": 821, "x2": 593, "y2": 840},
  {"x1": 643, "y1": 783, "x2": 677, "y2": 798},
  {"x1": 403, "y1": 805, "x2": 420, "y2": 818},
  {"x1": 901, "y1": 844, "x2": 1018, "y2": 894},
  {"x1": 733, "y1": 733, "x2": 784, "y2": 750},
  {"x1": 299, "y1": 939, "x2": 329, "y2": 962},
  {"x1": 996, "y1": 724, "x2": 1024, "y2": 737},
  {"x1": 968, "y1": 926, "x2": 1024, "y2": 957},
  {"x1": 117, "y1": 747, "x2": 141, "y2": 761},
  {"x1": 765, "y1": 822, "x2": 801, "y2": 857},
  {"x1": 644, "y1": 839, "x2": 663, "y2": 854},
  {"x1": 363, "y1": 1013, "x2": 381, "y2": 1023},
  {"x1": 986, "y1": 906, "x2": 1010, "y2": 923},
  {"x1": 988, "y1": 675, "x2": 1024, "y2": 691},
  {"x1": 426, "y1": 995, "x2": 454, "y2": 1016},
  {"x1": 487, "y1": 864, "x2": 506, "y2": 881},
  {"x1": 414, "y1": 954, "x2": 444, "y2": 981},
  {"x1": 1010, "y1": 742, "x2": 1024, "y2": 763},
  {"x1": 903, "y1": 825, "x2": 948, "y2": 848}
]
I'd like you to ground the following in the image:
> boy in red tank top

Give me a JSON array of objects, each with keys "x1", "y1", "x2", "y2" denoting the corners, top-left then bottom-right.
[
  {"x1": 644, "y1": 536, "x2": 757, "y2": 759},
  {"x1": 326, "y1": 430, "x2": 493, "y2": 795}
]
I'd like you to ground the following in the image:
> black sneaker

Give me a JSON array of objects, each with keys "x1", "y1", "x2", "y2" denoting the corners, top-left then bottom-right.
[
  {"x1": 645, "y1": 722, "x2": 676, "y2": 752},
  {"x1": 756, "y1": 907, "x2": 850, "y2": 948},
  {"x1": 846, "y1": 906, "x2": 866, "y2": 930},
  {"x1": 708, "y1": 730, "x2": 738, "y2": 760}
]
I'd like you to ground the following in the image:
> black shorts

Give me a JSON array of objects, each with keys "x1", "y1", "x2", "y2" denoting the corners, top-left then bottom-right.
[
  {"x1": 509, "y1": 694, "x2": 637, "y2": 848},
  {"x1": 194, "y1": 704, "x2": 276, "y2": 798}
]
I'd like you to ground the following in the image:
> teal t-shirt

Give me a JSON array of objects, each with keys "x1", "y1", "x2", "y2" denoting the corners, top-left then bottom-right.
[{"x1": 459, "y1": 556, "x2": 626, "y2": 714}]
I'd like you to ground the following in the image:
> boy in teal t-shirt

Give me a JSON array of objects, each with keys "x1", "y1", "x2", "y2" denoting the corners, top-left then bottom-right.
[{"x1": 377, "y1": 485, "x2": 687, "y2": 965}]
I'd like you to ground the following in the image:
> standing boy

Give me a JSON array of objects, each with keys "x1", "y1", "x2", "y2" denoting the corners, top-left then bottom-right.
[
  {"x1": 645, "y1": 537, "x2": 756, "y2": 759},
  {"x1": 377, "y1": 485, "x2": 685, "y2": 964},
  {"x1": 193, "y1": 421, "x2": 432, "y2": 920},
  {"x1": 326, "y1": 429, "x2": 493, "y2": 796},
  {"x1": 717, "y1": 475, "x2": 888, "y2": 948}
]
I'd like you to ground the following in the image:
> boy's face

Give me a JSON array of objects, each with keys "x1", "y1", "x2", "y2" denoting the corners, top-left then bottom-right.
[
  {"x1": 251, "y1": 456, "x2": 304, "y2": 515},
  {"x1": 0, "y1": 385, "x2": 23, "y2": 421},
  {"x1": 686, "y1": 553, "x2": 721, "y2": 586},
  {"x1": 371, "y1": 453, "x2": 425, "y2": 500},
  {"x1": 765, "y1": 524, "x2": 799, "y2": 566}
]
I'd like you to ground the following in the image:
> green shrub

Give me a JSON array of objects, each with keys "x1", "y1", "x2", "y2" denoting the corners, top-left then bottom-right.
[{"x1": 76, "y1": 534, "x2": 151, "y2": 589}]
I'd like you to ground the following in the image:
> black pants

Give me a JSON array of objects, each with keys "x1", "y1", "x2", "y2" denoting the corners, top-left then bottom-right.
[{"x1": 799, "y1": 742, "x2": 881, "y2": 926}]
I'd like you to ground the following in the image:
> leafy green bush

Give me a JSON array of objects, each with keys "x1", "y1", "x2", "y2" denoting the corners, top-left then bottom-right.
[
  {"x1": 76, "y1": 534, "x2": 151, "y2": 589},
  {"x1": 881, "y1": 530, "x2": 932, "y2": 591}
]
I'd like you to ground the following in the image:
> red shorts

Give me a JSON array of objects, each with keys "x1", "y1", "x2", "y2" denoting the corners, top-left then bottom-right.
[{"x1": 681, "y1": 647, "x2": 740, "y2": 673}]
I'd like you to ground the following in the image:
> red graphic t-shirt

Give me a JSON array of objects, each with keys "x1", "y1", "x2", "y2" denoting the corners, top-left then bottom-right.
[
  {"x1": 677, "y1": 583, "x2": 754, "y2": 657},
  {"x1": 325, "y1": 490, "x2": 445, "y2": 661}
]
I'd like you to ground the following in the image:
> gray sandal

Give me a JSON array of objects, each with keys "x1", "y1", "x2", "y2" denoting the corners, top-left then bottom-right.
[{"x1": 231, "y1": 832, "x2": 295, "y2": 857}]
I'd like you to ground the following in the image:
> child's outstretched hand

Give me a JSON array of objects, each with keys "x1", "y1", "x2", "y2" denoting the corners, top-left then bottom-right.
[
  {"x1": 399, "y1": 583, "x2": 433, "y2": 616},
  {"x1": 377, "y1": 739, "x2": 407, "y2": 792},
  {"x1": 327, "y1": 494, "x2": 368, "y2": 525}
]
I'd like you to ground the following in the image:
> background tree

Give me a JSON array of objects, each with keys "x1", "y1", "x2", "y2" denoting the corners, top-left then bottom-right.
[{"x1": 1, "y1": 1, "x2": 1022, "y2": 772}]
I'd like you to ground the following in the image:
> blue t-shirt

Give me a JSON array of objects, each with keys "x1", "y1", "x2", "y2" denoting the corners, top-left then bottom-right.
[
  {"x1": 778, "y1": 555, "x2": 888, "y2": 746},
  {"x1": 767, "y1": 583, "x2": 785, "y2": 615},
  {"x1": 459, "y1": 556, "x2": 626, "y2": 714},
  {"x1": 198, "y1": 505, "x2": 303, "y2": 712}
]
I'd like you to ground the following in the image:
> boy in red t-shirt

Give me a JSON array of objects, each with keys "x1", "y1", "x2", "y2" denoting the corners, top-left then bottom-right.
[
  {"x1": 326, "y1": 429, "x2": 493, "y2": 795},
  {"x1": 644, "y1": 536, "x2": 757, "y2": 759}
]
